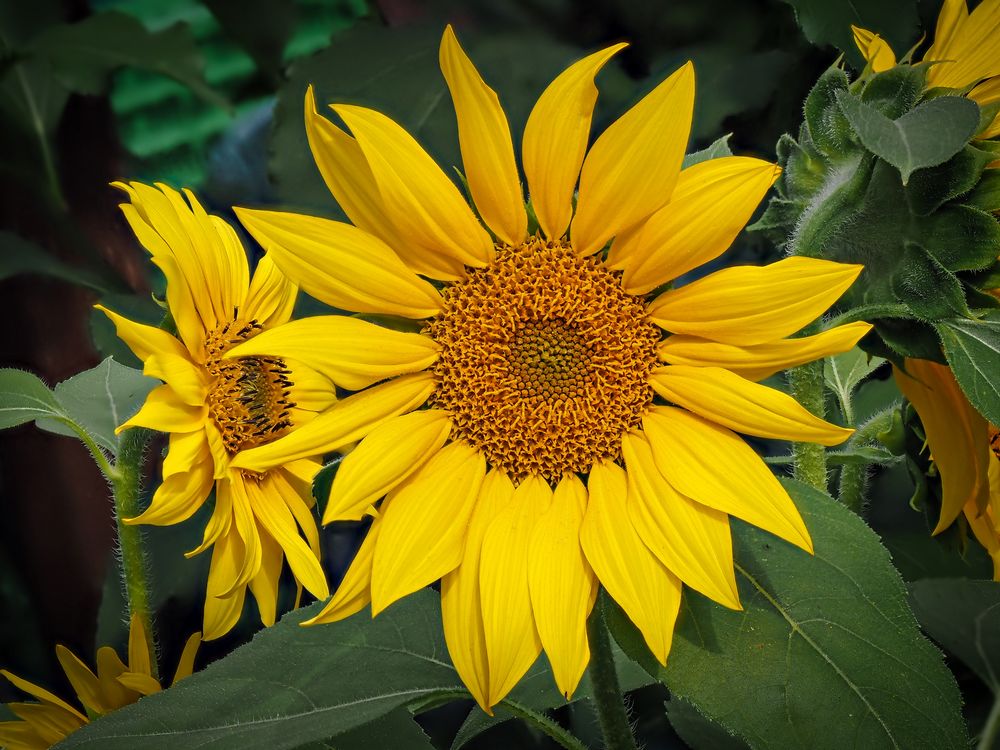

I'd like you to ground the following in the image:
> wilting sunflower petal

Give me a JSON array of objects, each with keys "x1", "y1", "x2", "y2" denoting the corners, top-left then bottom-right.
[
  {"x1": 650, "y1": 366, "x2": 854, "y2": 446},
  {"x1": 371, "y1": 441, "x2": 486, "y2": 614},
  {"x1": 440, "y1": 26, "x2": 526, "y2": 245},
  {"x1": 522, "y1": 44, "x2": 626, "y2": 240},
  {"x1": 480, "y1": 474, "x2": 547, "y2": 707},
  {"x1": 333, "y1": 104, "x2": 494, "y2": 278},
  {"x1": 304, "y1": 517, "x2": 381, "y2": 626},
  {"x1": 225, "y1": 316, "x2": 439, "y2": 392},
  {"x1": 614, "y1": 157, "x2": 781, "y2": 294},
  {"x1": 94, "y1": 304, "x2": 191, "y2": 364},
  {"x1": 54, "y1": 647, "x2": 105, "y2": 715},
  {"x1": 234, "y1": 208, "x2": 442, "y2": 319},
  {"x1": 203, "y1": 532, "x2": 248, "y2": 640},
  {"x1": 894, "y1": 359, "x2": 991, "y2": 531},
  {"x1": 657, "y1": 322, "x2": 873, "y2": 381},
  {"x1": 441, "y1": 469, "x2": 514, "y2": 713},
  {"x1": 243, "y1": 254, "x2": 297, "y2": 329},
  {"x1": 572, "y1": 61, "x2": 695, "y2": 257},
  {"x1": 527, "y1": 474, "x2": 596, "y2": 699},
  {"x1": 0, "y1": 672, "x2": 86, "y2": 721},
  {"x1": 647, "y1": 257, "x2": 863, "y2": 345},
  {"x1": 171, "y1": 633, "x2": 202, "y2": 685},
  {"x1": 126, "y1": 458, "x2": 213, "y2": 526},
  {"x1": 143, "y1": 352, "x2": 206, "y2": 406},
  {"x1": 580, "y1": 460, "x2": 682, "y2": 664},
  {"x1": 621, "y1": 432, "x2": 740, "y2": 609},
  {"x1": 326, "y1": 410, "x2": 453, "y2": 523},
  {"x1": 231, "y1": 372, "x2": 436, "y2": 472},
  {"x1": 116, "y1": 384, "x2": 206, "y2": 435},
  {"x1": 643, "y1": 406, "x2": 813, "y2": 553},
  {"x1": 851, "y1": 26, "x2": 897, "y2": 73}
]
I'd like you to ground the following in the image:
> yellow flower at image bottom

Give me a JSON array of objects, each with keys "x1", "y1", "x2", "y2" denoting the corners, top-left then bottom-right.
[
  {"x1": 99, "y1": 183, "x2": 335, "y2": 640},
  {"x1": 853, "y1": 0, "x2": 1000, "y2": 139},
  {"x1": 0, "y1": 617, "x2": 198, "y2": 750},
  {"x1": 228, "y1": 26, "x2": 871, "y2": 711}
]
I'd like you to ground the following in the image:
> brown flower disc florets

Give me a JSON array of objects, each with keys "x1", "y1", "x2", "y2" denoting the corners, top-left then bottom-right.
[{"x1": 426, "y1": 237, "x2": 660, "y2": 481}]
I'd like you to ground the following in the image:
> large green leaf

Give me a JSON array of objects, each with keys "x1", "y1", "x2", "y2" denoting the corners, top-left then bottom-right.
[
  {"x1": 35, "y1": 358, "x2": 156, "y2": 455},
  {"x1": 836, "y1": 92, "x2": 980, "y2": 184},
  {"x1": 28, "y1": 10, "x2": 225, "y2": 106},
  {"x1": 607, "y1": 479, "x2": 966, "y2": 750},
  {"x1": 909, "y1": 579, "x2": 1000, "y2": 691},
  {"x1": 935, "y1": 313, "x2": 1000, "y2": 426},
  {"x1": 0, "y1": 368, "x2": 63, "y2": 429},
  {"x1": 57, "y1": 591, "x2": 467, "y2": 749},
  {"x1": 779, "y1": 0, "x2": 918, "y2": 60}
]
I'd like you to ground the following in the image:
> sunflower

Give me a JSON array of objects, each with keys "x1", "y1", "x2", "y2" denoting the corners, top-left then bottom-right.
[
  {"x1": 98, "y1": 183, "x2": 333, "y2": 639},
  {"x1": 852, "y1": 0, "x2": 1000, "y2": 139},
  {"x1": 895, "y1": 358, "x2": 1000, "y2": 578},
  {"x1": 0, "y1": 616, "x2": 198, "y2": 750},
  {"x1": 227, "y1": 27, "x2": 869, "y2": 710}
]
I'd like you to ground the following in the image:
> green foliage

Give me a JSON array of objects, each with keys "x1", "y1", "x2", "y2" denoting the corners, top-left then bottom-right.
[
  {"x1": 606, "y1": 479, "x2": 967, "y2": 749},
  {"x1": 666, "y1": 698, "x2": 749, "y2": 750},
  {"x1": 202, "y1": 0, "x2": 297, "y2": 83},
  {"x1": 777, "y1": 0, "x2": 918, "y2": 61},
  {"x1": 681, "y1": 133, "x2": 734, "y2": 168},
  {"x1": 935, "y1": 312, "x2": 1000, "y2": 426},
  {"x1": 823, "y1": 346, "x2": 885, "y2": 423}
]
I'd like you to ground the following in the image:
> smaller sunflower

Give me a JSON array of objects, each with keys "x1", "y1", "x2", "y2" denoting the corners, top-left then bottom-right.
[
  {"x1": 0, "y1": 617, "x2": 199, "y2": 750},
  {"x1": 98, "y1": 183, "x2": 333, "y2": 639},
  {"x1": 895, "y1": 358, "x2": 1000, "y2": 577},
  {"x1": 853, "y1": 0, "x2": 1000, "y2": 138}
]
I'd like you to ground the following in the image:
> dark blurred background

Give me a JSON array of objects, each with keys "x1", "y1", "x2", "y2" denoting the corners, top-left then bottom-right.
[{"x1": 0, "y1": 0, "x2": 950, "y2": 746}]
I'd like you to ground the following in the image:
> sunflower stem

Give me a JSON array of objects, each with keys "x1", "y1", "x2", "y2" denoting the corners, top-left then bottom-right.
[
  {"x1": 587, "y1": 600, "x2": 639, "y2": 750},
  {"x1": 979, "y1": 690, "x2": 1000, "y2": 750},
  {"x1": 501, "y1": 700, "x2": 589, "y2": 750},
  {"x1": 788, "y1": 355, "x2": 828, "y2": 493},
  {"x1": 111, "y1": 428, "x2": 158, "y2": 679}
]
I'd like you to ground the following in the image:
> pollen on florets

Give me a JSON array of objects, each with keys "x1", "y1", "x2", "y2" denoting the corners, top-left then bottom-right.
[
  {"x1": 426, "y1": 237, "x2": 660, "y2": 481},
  {"x1": 204, "y1": 320, "x2": 295, "y2": 455}
]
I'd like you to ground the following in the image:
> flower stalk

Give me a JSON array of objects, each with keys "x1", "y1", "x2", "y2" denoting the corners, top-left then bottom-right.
[
  {"x1": 587, "y1": 600, "x2": 639, "y2": 750},
  {"x1": 788, "y1": 355, "x2": 828, "y2": 493}
]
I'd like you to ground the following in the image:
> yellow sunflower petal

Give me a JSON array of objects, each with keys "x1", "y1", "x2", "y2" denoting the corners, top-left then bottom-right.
[
  {"x1": 125, "y1": 458, "x2": 213, "y2": 526},
  {"x1": 325, "y1": 410, "x2": 453, "y2": 523},
  {"x1": 926, "y1": 0, "x2": 969, "y2": 65},
  {"x1": 480, "y1": 474, "x2": 547, "y2": 707},
  {"x1": 440, "y1": 25, "x2": 526, "y2": 245},
  {"x1": 894, "y1": 359, "x2": 991, "y2": 532},
  {"x1": 646, "y1": 257, "x2": 863, "y2": 345},
  {"x1": 243, "y1": 254, "x2": 297, "y2": 329},
  {"x1": 580, "y1": 460, "x2": 683, "y2": 664},
  {"x1": 571, "y1": 61, "x2": 695, "y2": 257},
  {"x1": 249, "y1": 473, "x2": 329, "y2": 599},
  {"x1": 1, "y1": 671, "x2": 87, "y2": 721},
  {"x1": 142, "y1": 352, "x2": 206, "y2": 406},
  {"x1": 93, "y1": 646, "x2": 133, "y2": 711},
  {"x1": 303, "y1": 517, "x2": 381, "y2": 626},
  {"x1": 116, "y1": 384, "x2": 207, "y2": 435},
  {"x1": 226, "y1": 475, "x2": 265, "y2": 595},
  {"x1": 115, "y1": 672, "x2": 161, "y2": 696},
  {"x1": 203, "y1": 532, "x2": 248, "y2": 640},
  {"x1": 614, "y1": 157, "x2": 781, "y2": 294},
  {"x1": 650, "y1": 366, "x2": 854, "y2": 446},
  {"x1": 224, "y1": 316, "x2": 438, "y2": 392},
  {"x1": 304, "y1": 86, "x2": 408, "y2": 252},
  {"x1": 926, "y1": 0, "x2": 1000, "y2": 89},
  {"x1": 332, "y1": 104, "x2": 494, "y2": 279},
  {"x1": 970, "y1": 77, "x2": 1000, "y2": 139},
  {"x1": 370, "y1": 440, "x2": 486, "y2": 614},
  {"x1": 527, "y1": 473, "x2": 596, "y2": 700},
  {"x1": 94, "y1": 304, "x2": 190, "y2": 364},
  {"x1": 248, "y1": 525, "x2": 285, "y2": 627},
  {"x1": 162, "y1": 430, "x2": 210, "y2": 478},
  {"x1": 4, "y1": 702, "x2": 85, "y2": 747},
  {"x1": 234, "y1": 208, "x2": 443, "y2": 319},
  {"x1": 642, "y1": 406, "x2": 813, "y2": 553},
  {"x1": 441, "y1": 469, "x2": 514, "y2": 713},
  {"x1": 657, "y1": 322, "x2": 874, "y2": 381},
  {"x1": 522, "y1": 44, "x2": 627, "y2": 240},
  {"x1": 621, "y1": 432, "x2": 740, "y2": 609},
  {"x1": 171, "y1": 632, "x2": 202, "y2": 685},
  {"x1": 851, "y1": 26, "x2": 897, "y2": 73},
  {"x1": 54, "y1": 646, "x2": 106, "y2": 715},
  {"x1": 231, "y1": 372, "x2": 436, "y2": 472}
]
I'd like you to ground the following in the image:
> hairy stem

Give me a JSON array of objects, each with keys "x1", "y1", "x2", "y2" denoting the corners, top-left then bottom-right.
[
  {"x1": 788, "y1": 357, "x2": 828, "y2": 493},
  {"x1": 587, "y1": 601, "x2": 638, "y2": 750},
  {"x1": 501, "y1": 700, "x2": 589, "y2": 750},
  {"x1": 112, "y1": 428, "x2": 157, "y2": 678},
  {"x1": 838, "y1": 463, "x2": 870, "y2": 515}
]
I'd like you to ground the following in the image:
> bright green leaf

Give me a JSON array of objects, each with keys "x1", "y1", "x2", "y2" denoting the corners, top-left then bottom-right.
[
  {"x1": 824, "y1": 346, "x2": 885, "y2": 422},
  {"x1": 682, "y1": 134, "x2": 733, "y2": 168},
  {"x1": 607, "y1": 479, "x2": 967, "y2": 750},
  {"x1": 836, "y1": 92, "x2": 980, "y2": 183},
  {"x1": 935, "y1": 313, "x2": 1000, "y2": 426},
  {"x1": 779, "y1": 0, "x2": 918, "y2": 60},
  {"x1": 0, "y1": 368, "x2": 63, "y2": 429}
]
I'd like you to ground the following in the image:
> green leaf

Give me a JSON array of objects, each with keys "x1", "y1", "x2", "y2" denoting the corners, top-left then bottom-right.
[
  {"x1": 904, "y1": 145, "x2": 991, "y2": 216},
  {"x1": 202, "y1": 0, "x2": 296, "y2": 82},
  {"x1": 778, "y1": 0, "x2": 918, "y2": 60},
  {"x1": 35, "y1": 358, "x2": 156, "y2": 456},
  {"x1": 823, "y1": 346, "x2": 885, "y2": 422},
  {"x1": 607, "y1": 479, "x2": 967, "y2": 750},
  {"x1": 968, "y1": 166, "x2": 1000, "y2": 213},
  {"x1": 682, "y1": 134, "x2": 733, "y2": 168},
  {"x1": 666, "y1": 698, "x2": 749, "y2": 750},
  {"x1": 28, "y1": 10, "x2": 225, "y2": 106},
  {"x1": 0, "y1": 230, "x2": 111, "y2": 290},
  {"x1": 803, "y1": 67, "x2": 852, "y2": 157},
  {"x1": 0, "y1": 368, "x2": 62, "y2": 429},
  {"x1": 306, "y1": 707, "x2": 435, "y2": 750},
  {"x1": 835, "y1": 92, "x2": 980, "y2": 183},
  {"x1": 909, "y1": 579, "x2": 1000, "y2": 691},
  {"x1": 892, "y1": 242, "x2": 970, "y2": 321},
  {"x1": 860, "y1": 65, "x2": 925, "y2": 119},
  {"x1": 59, "y1": 590, "x2": 467, "y2": 749},
  {"x1": 935, "y1": 313, "x2": 1000, "y2": 426}
]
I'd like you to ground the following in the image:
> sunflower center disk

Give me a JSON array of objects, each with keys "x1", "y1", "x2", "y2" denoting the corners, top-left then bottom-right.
[
  {"x1": 204, "y1": 320, "x2": 296, "y2": 455},
  {"x1": 427, "y1": 238, "x2": 659, "y2": 482}
]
